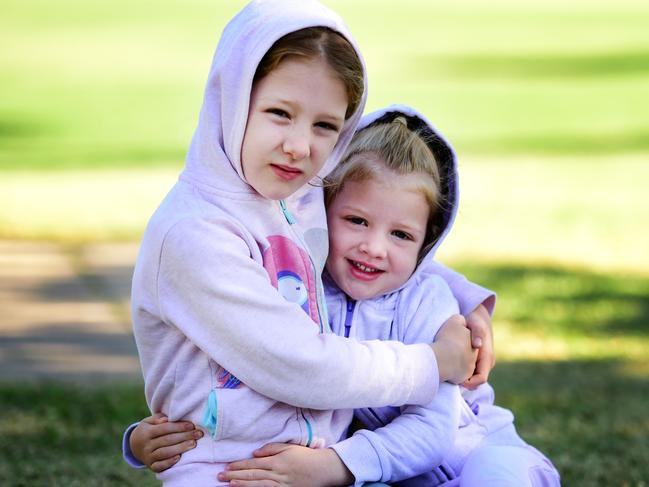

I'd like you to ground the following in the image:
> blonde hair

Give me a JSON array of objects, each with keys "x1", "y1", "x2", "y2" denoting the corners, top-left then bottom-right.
[
  {"x1": 325, "y1": 116, "x2": 447, "y2": 258},
  {"x1": 254, "y1": 27, "x2": 364, "y2": 120}
]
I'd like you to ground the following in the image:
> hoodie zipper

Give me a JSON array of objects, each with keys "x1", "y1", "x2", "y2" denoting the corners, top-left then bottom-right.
[
  {"x1": 278, "y1": 198, "x2": 327, "y2": 447},
  {"x1": 344, "y1": 299, "x2": 356, "y2": 338}
]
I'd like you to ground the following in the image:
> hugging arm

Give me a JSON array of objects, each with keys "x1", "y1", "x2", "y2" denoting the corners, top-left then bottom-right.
[
  {"x1": 153, "y1": 219, "x2": 440, "y2": 410},
  {"x1": 331, "y1": 384, "x2": 461, "y2": 486},
  {"x1": 425, "y1": 261, "x2": 496, "y2": 388},
  {"x1": 220, "y1": 277, "x2": 468, "y2": 486}
]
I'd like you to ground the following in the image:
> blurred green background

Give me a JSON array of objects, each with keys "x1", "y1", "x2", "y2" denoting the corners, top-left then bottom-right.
[{"x1": 1, "y1": 0, "x2": 648, "y2": 485}]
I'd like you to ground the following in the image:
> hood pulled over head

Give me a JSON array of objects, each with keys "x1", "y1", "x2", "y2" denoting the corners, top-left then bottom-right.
[
  {"x1": 354, "y1": 104, "x2": 459, "y2": 271},
  {"x1": 181, "y1": 0, "x2": 367, "y2": 197}
]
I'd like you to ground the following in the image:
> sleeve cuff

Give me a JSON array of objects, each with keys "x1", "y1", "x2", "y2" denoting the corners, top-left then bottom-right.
[
  {"x1": 458, "y1": 285, "x2": 496, "y2": 317},
  {"x1": 406, "y1": 343, "x2": 440, "y2": 407},
  {"x1": 122, "y1": 422, "x2": 146, "y2": 469},
  {"x1": 330, "y1": 433, "x2": 384, "y2": 487}
]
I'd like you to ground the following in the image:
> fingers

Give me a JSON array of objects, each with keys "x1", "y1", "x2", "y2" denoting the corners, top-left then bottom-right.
[
  {"x1": 218, "y1": 467, "x2": 281, "y2": 486},
  {"x1": 463, "y1": 368, "x2": 485, "y2": 389},
  {"x1": 254, "y1": 443, "x2": 292, "y2": 458},
  {"x1": 462, "y1": 348, "x2": 493, "y2": 389},
  {"x1": 227, "y1": 456, "x2": 274, "y2": 472},
  {"x1": 150, "y1": 428, "x2": 203, "y2": 451},
  {"x1": 446, "y1": 313, "x2": 466, "y2": 328},
  {"x1": 142, "y1": 412, "x2": 168, "y2": 425},
  {"x1": 147, "y1": 420, "x2": 197, "y2": 440},
  {"x1": 466, "y1": 322, "x2": 484, "y2": 349},
  {"x1": 151, "y1": 437, "x2": 200, "y2": 461},
  {"x1": 465, "y1": 315, "x2": 487, "y2": 349},
  {"x1": 150, "y1": 454, "x2": 181, "y2": 473}
]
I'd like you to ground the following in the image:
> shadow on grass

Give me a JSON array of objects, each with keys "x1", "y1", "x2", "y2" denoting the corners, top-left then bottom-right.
[
  {"x1": 454, "y1": 262, "x2": 649, "y2": 338},
  {"x1": 490, "y1": 358, "x2": 649, "y2": 486}
]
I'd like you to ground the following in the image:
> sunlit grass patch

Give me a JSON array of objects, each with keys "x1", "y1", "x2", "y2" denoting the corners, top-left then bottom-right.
[
  {"x1": 0, "y1": 168, "x2": 178, "y2": 243},
  {"x1": 2, "y1": 0, "x2": 649, "y2": 169}
]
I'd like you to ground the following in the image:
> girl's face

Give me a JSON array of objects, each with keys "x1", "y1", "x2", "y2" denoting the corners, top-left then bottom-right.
[
  {"x1": 241, "y1": 57, "x2": 348, "y2": 200},
  {"x1": 326, "y1": 169, "x2": 430, "y2": 300}
]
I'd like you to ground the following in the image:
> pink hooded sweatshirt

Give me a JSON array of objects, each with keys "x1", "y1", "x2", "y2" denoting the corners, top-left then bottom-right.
[{"x1": 129, "y1": 2, "x2": 493, "y2": 485}]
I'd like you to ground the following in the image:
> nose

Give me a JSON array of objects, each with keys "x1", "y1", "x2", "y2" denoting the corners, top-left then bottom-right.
[
  {"x1": 282, "y1": 125, "x2": 310, "y2": 160},
  {"x1": 359, "y1": 232, "x2": 387, "y2": 260}
]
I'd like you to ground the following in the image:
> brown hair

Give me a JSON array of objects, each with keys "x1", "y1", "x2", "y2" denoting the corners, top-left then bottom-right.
[
  {"x1": 253, "y1": 27, "x2": 364, "y2": 119},
  {"x1": 324, "y1": 116, "x2": 445, "y2": 258}
]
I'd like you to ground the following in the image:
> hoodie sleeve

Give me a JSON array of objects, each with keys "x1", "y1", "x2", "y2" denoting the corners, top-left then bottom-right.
[
  {"x1": 331, "y1": 276, "x2": 462, "y2": 485},
  {"x1": 331, "y1": 385, "x2": 461, "y2": 486},
  {"x1": 154, "y1": 217, "x2": 439, "y2": 410},
  {"x1": 121, "y1": 422, "x2": 145, "y2": 469},
  {"x1": 425, "y1": 261, "x2": 496, "y2": 316}
]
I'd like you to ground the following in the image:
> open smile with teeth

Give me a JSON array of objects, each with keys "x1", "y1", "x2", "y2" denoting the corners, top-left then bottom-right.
[{"x1": 348, "y1": 259, "x2": 383, "y2": 274}]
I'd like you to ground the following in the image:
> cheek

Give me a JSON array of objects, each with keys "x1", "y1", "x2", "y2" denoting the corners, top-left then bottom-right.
[
  {"x1": 316, "y1": 137, "x2": 338, "y2": 164},
  {"x1": 395, "y1": 248, "x2": 419, "y2": 273}
]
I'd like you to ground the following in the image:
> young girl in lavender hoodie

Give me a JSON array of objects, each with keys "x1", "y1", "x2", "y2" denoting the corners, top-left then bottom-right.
[
  {"x1": 128, "y1": 0, "x2": 494, "y2": 484},
  {"x1": 217, "y1": 106, "x2": 561, "y2": 486}
]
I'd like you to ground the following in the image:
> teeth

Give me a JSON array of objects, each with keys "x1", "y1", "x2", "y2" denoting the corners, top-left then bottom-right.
[{"x1": 352, "y1": 261, "x2": 378, "y2": 273}]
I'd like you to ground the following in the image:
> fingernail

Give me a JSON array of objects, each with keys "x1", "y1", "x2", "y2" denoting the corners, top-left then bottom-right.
[
  {"x1": 184, "y1": 423, "x2": 194, "y2": 431},
  {"x1": 187, "y1": 440, "x2": 196, "y2": 447},
  {"x1": 473, "y1": 337, "x2": 482, "y2": 348},
  {"x1": 193, "y1": 430, "x2": 203, "y2": 439}
]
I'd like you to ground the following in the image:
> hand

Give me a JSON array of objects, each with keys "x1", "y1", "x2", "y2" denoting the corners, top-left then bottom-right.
[
  {"x1": 129, "y1": 413, "x2": 203, "y2": 473},
  {"x1": 463, "y1": 304, "x2": 496, "y2": 389},
  {"x1": 431, "y1": 314, "x2": 478, "y2": 384},
  {"x1": 217, "y1": 443, "x2": 353, "y2": 487}
]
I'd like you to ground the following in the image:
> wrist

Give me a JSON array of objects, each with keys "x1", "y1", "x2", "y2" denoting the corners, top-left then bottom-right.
[
  {"x1": 321, "y1": 448, "x2": 354, "y2": 486},
  {"x1": 430, "y1": 342, "x2": 449, "y2": 383}
]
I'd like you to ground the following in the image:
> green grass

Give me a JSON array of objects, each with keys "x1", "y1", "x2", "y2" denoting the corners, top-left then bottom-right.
[
  {"x1": 0, "y1": 382, "x2": 157, "y2": 487},
  {"x1": 1, "y1": 0, "x2": 648, "y2": 170},
  {"x1": 1, "y1": 263, "x2": 648, "y2": 486}
]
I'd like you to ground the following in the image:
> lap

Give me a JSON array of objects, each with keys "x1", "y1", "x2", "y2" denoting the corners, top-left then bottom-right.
[{"x1": 460, "y1": 444, "x2": 560, "y2": 487}]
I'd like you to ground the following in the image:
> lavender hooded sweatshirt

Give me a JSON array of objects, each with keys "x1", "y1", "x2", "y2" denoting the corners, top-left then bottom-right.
[
  {"x1": 326, "y1": 106, "x2": 514, "y2": 486},
  {"x1": 130, "y1": 2, "x2": 447, "y2": 485}
]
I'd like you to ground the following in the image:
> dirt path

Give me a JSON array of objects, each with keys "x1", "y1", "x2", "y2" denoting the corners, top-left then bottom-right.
[{"x1": 0, "y1": 240, "x2": 142, "y2": 382}]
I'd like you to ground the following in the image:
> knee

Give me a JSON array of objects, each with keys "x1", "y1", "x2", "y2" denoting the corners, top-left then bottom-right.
[{"x1": 460, "y1": 445, "x2": 560, "y2": 487}]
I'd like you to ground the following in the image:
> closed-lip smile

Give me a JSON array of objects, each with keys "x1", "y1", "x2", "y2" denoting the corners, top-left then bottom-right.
[{"x1": 270, "y1": 163, "x2": 303, "y2": 181}]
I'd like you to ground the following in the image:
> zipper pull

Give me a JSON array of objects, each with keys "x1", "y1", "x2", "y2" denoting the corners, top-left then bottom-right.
[
  {"x1": 201, "y1": 390, "x2": 218, "y2": 439},
  {"x1": 279, "y1": 200, "x2": 296, "y2": 225},
  {"x1": 344, "y1": 299, "x2": 355, "y2": 338}
]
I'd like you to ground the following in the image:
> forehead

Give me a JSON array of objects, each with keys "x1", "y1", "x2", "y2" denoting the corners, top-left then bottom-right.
[{"x1": 252, "y1": 57, "x2": 347, "y2": 104}]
